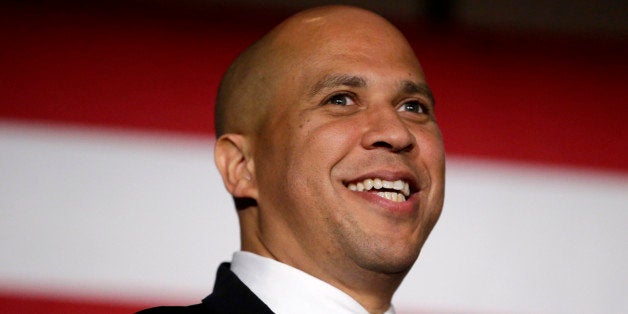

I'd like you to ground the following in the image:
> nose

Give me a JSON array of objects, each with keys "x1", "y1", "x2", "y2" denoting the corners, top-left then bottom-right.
[{"x1": 361, "y1": 105, "x2": 416, "y2": 153}]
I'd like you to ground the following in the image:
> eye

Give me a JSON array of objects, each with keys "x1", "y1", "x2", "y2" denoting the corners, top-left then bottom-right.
[
  {"x1": 327, "y1": 93, "x2": 355, "y2": 106},
  {"x1": 398, "y1": 100, "x2": 428, "y2": 114}
]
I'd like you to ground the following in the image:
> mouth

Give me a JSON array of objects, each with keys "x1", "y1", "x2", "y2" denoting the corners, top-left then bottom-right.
[{"x1": 345, "y1": 178, "x2": 413, "y2": 202}]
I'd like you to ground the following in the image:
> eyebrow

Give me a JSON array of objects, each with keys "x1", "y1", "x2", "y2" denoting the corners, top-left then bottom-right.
[
  {"x1": 308, "y1": 74, "x2": 367, "y2": 97},
  {"x1": 402, "y1": 81, "x2": 435, "y2": 106},
  {"x1": 308, "y1": 73, "x2": 435, "y2": 105}
]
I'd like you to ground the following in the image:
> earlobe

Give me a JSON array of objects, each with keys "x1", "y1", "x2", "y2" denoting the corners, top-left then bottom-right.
[{"x1": 214, "y1": 134, "x2": 258, "y2": 199}]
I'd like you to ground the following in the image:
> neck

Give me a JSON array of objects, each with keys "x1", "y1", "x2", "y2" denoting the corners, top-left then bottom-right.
[
  {"x1": 238, "y1": 208, "x2": 405, "y2": 313},
  {"x1": 306, "y1": 255, "x2": 404, "y2": 313}
]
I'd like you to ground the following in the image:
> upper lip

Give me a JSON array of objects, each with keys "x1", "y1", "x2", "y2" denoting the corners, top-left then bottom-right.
[{"x1": 342, "y1": 170, "x2": 421, "y2": 195}]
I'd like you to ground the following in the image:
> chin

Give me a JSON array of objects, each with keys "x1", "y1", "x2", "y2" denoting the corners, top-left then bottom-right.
[{"x1": 352, "y1": 242, "x2": 423, "y2": 275}]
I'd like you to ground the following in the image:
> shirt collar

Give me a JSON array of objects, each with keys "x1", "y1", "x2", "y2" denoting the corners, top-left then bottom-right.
[{"x1": 230, "y1": 251, "x2": 396, "y2": 314}]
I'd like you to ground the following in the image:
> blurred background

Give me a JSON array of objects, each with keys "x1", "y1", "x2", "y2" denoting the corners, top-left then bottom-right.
[{"x1": 1, "y1": 0, "x2": 626, "y2": 313}]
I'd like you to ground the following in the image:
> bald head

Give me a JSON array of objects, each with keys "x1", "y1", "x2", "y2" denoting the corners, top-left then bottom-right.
[{"x1": 214, "y1": 5, "x2": 422, "y2": 138}]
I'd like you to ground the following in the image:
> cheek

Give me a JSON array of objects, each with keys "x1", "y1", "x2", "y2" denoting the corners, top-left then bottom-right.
[
  {"x1": 415, "y1": 127, "x2": 446, "y2": 217},
  {"x1": 296, "y1": 119, "x2": 361, "y2": 169},
  {"x1": 283, "y1": 119, "x2": 362, "y2": 211},
  {"x1": 414, "y1": 125, "x2": 445, "y2": 168}
]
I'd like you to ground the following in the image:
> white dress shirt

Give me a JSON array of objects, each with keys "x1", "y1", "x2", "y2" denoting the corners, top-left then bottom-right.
[{"x1": 230, "y1": 251, "x2": 396, "y2": 314}]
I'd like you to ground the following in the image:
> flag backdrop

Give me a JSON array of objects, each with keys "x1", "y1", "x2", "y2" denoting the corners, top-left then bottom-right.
[{"x1": 1, "y1": 3, "x2": 626, "y2": 313}]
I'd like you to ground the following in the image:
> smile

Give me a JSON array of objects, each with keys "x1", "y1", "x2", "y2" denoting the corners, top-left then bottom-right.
[{"x1": 346, "y1": 178, "x2": 410, "y2": 202}]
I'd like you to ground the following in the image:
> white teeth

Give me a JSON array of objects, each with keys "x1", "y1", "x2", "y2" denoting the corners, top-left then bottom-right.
[
  {"x1": 373, "y1": 178, "x2": 383, "y2": 189},
  {"x1": 393, "y1": 180, "x2": 404, "y2": 190},
  {"x1": 375, "y1": 191, "x2": 406, "y2": 202},
  {"x1": 347, "y1": 177, "x2": 412, "y2": 198}
]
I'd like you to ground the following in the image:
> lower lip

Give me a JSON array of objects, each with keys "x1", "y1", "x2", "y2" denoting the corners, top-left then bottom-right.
[{"x1": 350, "y1": 190, "x2": 417, "y2": 214}]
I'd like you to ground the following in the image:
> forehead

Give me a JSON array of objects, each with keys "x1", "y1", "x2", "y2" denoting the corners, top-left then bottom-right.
[
  {"x1": 294, "y1": 31, "x2": 423, "y2": 81},
  {"x1": 274, "y1": 14, "x2": 421, "y2": 71},
  {"x1": 268, "y1": 15, "x2": 427, "y2": 104},
  {"x1": 305, "y1": 32, "x2": 419, "y2": 66},
  {"x1": 293, "y1": 49, "x2": 426, "y2": 96}
]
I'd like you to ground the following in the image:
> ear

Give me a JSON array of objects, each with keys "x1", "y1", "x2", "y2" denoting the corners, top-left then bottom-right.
[{"x1": 214, "y1": 134, "x2": 258, "y2": 200}]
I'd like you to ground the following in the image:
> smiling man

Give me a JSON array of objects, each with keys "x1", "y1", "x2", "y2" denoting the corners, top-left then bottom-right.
[{"x1": 140, "y1": 4, "x2": 445, "y2": 314}]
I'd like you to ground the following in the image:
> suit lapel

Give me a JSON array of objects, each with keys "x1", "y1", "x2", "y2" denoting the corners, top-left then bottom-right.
[{"x1": 201, "y1": 263, "x2": 274, "y2": 313}]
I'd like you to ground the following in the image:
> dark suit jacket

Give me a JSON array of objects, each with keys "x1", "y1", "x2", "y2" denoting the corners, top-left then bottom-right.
[{"x1": 137, "y1": 263, "x2": 274, "y2": 313}]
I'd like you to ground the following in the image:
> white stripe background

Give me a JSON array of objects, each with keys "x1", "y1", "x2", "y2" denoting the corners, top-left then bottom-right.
[{"x1": 1, "y1": 120, "x2": 626, "y2": 313}]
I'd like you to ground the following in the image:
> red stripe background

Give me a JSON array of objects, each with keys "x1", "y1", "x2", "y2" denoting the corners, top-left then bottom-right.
[
  {"x1": 2, "y1": 3, "x2": 627, "y2": 172},
  {"x1": 0, "y1": 293, "x2": 147, "y2": 314}
]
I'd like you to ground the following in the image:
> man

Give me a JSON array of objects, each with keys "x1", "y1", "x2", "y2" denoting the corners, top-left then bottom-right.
[{"x1": 140, "y1": 4, "x2": 445, "y2": 314}]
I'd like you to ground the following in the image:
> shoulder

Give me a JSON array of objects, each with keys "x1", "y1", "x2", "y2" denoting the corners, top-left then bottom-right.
[
  {"x1": 136, "y1": 303, "x2": 207, "y2": 313},
  {"x1": 136, "y1": 295, "x2": 270, "y2": 314},
  {"x1": 136, "y1": 262, "x2": 273, "y2": 314}
]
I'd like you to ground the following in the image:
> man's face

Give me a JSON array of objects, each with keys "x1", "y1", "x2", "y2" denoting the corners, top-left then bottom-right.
[{"x1": 251, "y1": 26, "x2": 445, "y2": 277}]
